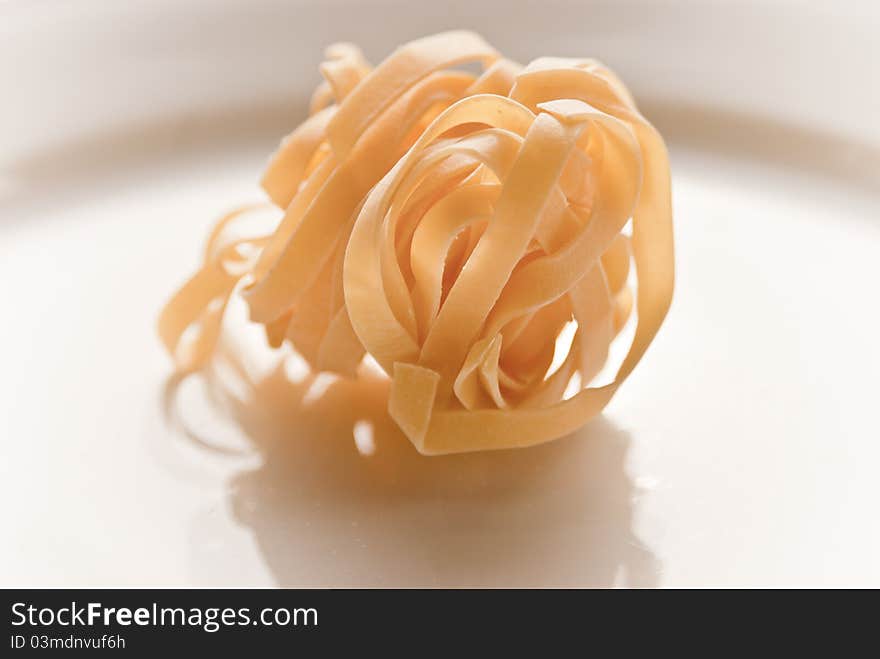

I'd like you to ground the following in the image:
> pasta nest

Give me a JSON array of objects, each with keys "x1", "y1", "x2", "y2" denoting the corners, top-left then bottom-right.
[{"x1": 159, "y1": 31, "x2": 674, "y2": 455}]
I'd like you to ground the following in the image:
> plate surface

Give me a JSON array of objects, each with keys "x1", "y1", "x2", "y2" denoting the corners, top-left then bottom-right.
[{"x1": 1, "y1": 0, "x2": 878, "y2": 587}]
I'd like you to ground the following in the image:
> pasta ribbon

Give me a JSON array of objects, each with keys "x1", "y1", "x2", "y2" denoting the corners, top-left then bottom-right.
[{"x1": 159, "y1": 32, "x2": 674, "y2": 455}]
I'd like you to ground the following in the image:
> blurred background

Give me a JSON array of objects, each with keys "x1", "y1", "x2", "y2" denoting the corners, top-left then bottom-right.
[
  {"x1": 0, "y1": 0, "x2": 878, "y2": 587},
  {"x1": 3, "y1": 0, "x2": 879, "y2": 161}
]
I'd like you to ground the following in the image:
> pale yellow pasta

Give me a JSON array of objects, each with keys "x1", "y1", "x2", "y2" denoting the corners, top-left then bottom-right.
[{"x1": 158, "y1": 31, "x2": 674, "y2": 455}]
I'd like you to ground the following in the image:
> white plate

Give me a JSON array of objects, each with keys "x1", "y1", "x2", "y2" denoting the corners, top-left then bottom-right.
[{"x1": 1, "y1": 0, "x2": 878, "y2": 587}]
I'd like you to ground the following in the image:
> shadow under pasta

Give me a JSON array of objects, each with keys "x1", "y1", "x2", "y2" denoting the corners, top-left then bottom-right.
[{"x1": 181, "y1": 361, "x2": 660, "y2": 587}]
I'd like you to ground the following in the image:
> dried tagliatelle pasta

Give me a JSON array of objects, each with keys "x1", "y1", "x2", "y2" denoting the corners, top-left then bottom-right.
[{"x1": 158, "y1": 31, "x2": 674, "y2": 455}]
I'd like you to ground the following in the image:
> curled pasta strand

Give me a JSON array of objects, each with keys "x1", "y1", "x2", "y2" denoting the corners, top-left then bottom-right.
[{"x1": 159, "y1": 31, "x2": 674, "y2": 455}]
